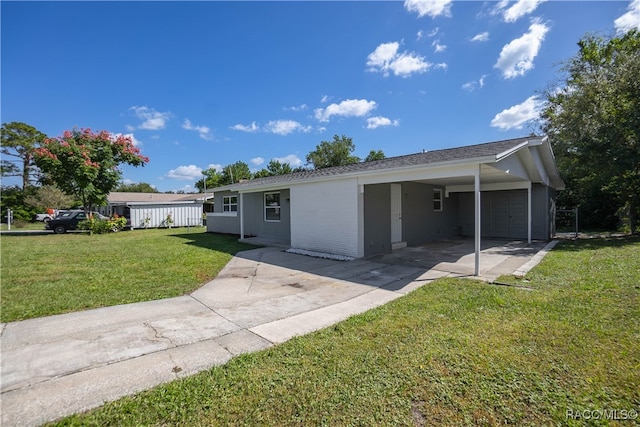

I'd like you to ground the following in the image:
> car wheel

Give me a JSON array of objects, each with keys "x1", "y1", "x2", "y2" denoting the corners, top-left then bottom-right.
[{"x1": 54, "y1": 225, "x2": 67, "y2": 234}]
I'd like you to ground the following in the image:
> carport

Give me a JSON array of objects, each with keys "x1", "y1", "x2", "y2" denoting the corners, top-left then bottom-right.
[{"x1": 361, "y1": 138, "x2": 563, "y2": 275}]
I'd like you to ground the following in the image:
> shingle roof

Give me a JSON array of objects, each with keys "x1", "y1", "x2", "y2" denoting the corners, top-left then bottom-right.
[{"x1": 214, "y1": 136, "x2": 539, "y2": 192}]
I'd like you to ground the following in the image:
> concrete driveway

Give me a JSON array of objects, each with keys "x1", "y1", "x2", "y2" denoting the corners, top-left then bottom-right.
[{"x1": 0, "y1": 238, "x2": 553, "y2": 426}]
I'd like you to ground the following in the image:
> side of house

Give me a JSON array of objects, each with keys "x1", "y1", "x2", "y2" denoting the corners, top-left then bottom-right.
[{"x1": 206, "y1": 136, "x2": 564, "y2": 264}]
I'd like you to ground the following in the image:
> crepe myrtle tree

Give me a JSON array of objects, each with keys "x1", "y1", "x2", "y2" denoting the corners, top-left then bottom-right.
[{"x1": 33, "y1": 128, "x2": 149, "y2": 213}]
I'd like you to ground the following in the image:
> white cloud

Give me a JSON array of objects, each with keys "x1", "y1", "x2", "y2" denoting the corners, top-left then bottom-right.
[
  {"x1": 367, "y1": 42, "x2": 400, "y2": 71},
  {"x1": 166, "y1": 165, "x2": 203, "y2": 180},
  {"x1": 615, "y1": 0, "x2": 640, "y2": 33},
  {"x1": 314, "y1": 99, "x2": 377, "y2": 122},
  {"x1": 182, "y1": 119, "x2": 213, "y2": 141},
  {"x1": 494, "y1": 19, "x2": 549, "y2": 79},
  {"x1": 462, "y1": 74, "x2": 487, "y2": 91},
  {"x1": 284, "y1": 104, "x2": 308, "y2": 112},
  {"x1": 231, "y1": 121, "x2": 259, "y2": 133},
  {"x1": 207, "y1": 163, "x2": 223, "y2": 173},
  {"x1": 273, "y1": 154, "x2": 303, "y2": 167},
  {"x1": 320, "y1": 95, "x2": 330, "y2": 103},
  {"x1": 251, "y1": 157, "x2": 265, "y2": 166},
  {"x1": 417, "y1": 30, "x2": 425, "y2": 40},
  {"x1": 110, "y1": 132, "x2": 142, "y2": 147},
  {"x1": 172, "y1": 184, "x2": 195, "y2": 193},
  {"x1": 264, "y1": 120, "x2": 312, "y2": 135},
  {"x1": 130, "y1": 106, "x2": 171, "y2": 130},
  {"x1": 391, "y1": 52, "x2": 433, "y2": 76},
  {"x1": 366, "y1": 116, "x2": 400, "y2": 129},
  {"x1": 471, "y1": 32, "x2": 489, "y2": 42},
  {"x1": 462, "y1": 82, "x2": 475, "y2": 91},
  {"x1": 230, "y1": 120, "x2": 312, "y2": 135},
  {"x1": 367, "y1": 41, "x2": 432, "y2": 78},
  {"x1": 490, "y1": 95, "x2": 544, "y2": 130},
  {"x1": 434, "y1": 62, "x2": 448, "y2": 70},
  {"x1": 432, "y1": 40, "x2": 447, "y2": 52},
  {"x1": 404, "y1": 0, "x2": 453, "y2": 18},
  {"x1": 494, "y1": 0, "x2": 547, "y2": 23}
]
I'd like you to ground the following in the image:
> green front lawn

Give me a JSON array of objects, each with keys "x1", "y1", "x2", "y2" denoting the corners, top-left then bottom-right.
[
  {"x1": 1, "y1": 222, "x2": 48, "y2": 231},
  {"x1": 0, "y1": 228, "x2": 256, "y2": 322},
  {"x1": 53, "y1": 236, "x2": 640, "y2": 426}
]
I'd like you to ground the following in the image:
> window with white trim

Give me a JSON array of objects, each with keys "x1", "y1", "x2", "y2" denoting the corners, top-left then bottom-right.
[
  {"x1": 433, "y1": 188, "x2": 443, "y2": 211},
  {"x1": 222, "y1": 195, "x2": 238, "y2": 212},
  {"x1": 264, "y1": 192, "x2": 281, "y2": 221}
]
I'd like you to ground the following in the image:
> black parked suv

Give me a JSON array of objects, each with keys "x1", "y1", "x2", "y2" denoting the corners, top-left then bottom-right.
[{"x1": 46, "y1": 210, "x2": 108, "y2": 234}]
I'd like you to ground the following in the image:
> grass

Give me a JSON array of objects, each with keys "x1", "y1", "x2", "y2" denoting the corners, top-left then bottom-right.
[
  {"x1": 51, "y1": 236, "x2": 640, "y2": 426},
  {"x1": 0, "y1": 228, "x2": 256, "y2": 322},
  {"x1": 1, "y1": 221, "x2": 48, "y2": 231}
]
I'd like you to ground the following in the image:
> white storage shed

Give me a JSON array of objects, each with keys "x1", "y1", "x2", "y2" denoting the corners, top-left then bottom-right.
[{"x1": 105, "y1": 192, "x2": 214, "y2": 229}]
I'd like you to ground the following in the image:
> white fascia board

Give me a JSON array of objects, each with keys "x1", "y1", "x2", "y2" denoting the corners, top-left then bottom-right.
[
  {"x1": 527, "y1": 147, "x2": 549, "y2": 185},
  {"x1": 526, "y1": 135, "x2": 547, "y2": 146},
  {"x1": 332, "y1": 159, "x2": 493, "y2": 186},
  {"x1": 509, "y1": 147, "x2": 544, "y2": 184},
  {"x1": 238, "y1": 184, "x2": 291, "y2": 194},
  {"x1": 356, "y1": 162, "x2": 483, "y2": 185},
  {"x1": 232, "y1": 156, "x2": 498, "y2": 194},
  {"x1": 352, "y1": 156, "x2": 497, "y2": 181},
  {"x1": 126, "y1": 201, "x2": 200, "y2": 206},
  {"x1": 539, "y1": 139, "x2": 566, "y2": 190},
  {"x1": 446, "y1": 181, "x2": 530, "y2": 194},
  {"x1": 495, "y1": 141, "x2": 530, "y2": 161}
]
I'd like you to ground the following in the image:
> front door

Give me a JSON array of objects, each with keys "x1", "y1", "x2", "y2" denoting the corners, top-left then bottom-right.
[{"x1": 390, "y1": 184, "x2": 402, "y2": 243}]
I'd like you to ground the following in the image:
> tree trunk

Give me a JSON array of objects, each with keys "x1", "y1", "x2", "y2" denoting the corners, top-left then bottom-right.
[
  {"x1": 22, "y1": 156, "x2": 30, "y2": 190},
  {"x1": 630, "y1": 193, "x2": 638, "y2": 235}
]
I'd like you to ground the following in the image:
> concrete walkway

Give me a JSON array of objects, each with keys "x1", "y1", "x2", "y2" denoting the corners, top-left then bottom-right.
[{"x1": 0, "y1": 239, "x2": 554, "y2": 426}]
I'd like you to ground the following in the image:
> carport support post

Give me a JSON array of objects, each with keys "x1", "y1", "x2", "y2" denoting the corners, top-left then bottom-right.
[
  {"x1": 527, "y1": 181, "x2": 532, "y2": 244},
  {"x1": 239, "y1": 192, "x2": 245, "y2": 240},
  {"x1": 474, "y1": 166, "x2": 481, "y2": 276}
]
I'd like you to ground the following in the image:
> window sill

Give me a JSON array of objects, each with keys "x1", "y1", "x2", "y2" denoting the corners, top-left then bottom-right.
[{"x1": 211, "y1": 212, "x2": 237, "y2": 217}]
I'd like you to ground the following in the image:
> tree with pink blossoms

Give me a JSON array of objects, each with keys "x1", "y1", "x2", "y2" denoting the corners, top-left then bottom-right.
[{"x1": 33, "y1": 128, "x2": 149, "y2": 213}]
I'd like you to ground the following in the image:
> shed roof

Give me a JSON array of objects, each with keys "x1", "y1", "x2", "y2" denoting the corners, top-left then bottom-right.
[
  {"x1": 213, "y1": 136, "x2": 562, "y2": 192},
  {"x1": 107, "y1": 192, "x2": 212, "y2": 204}
]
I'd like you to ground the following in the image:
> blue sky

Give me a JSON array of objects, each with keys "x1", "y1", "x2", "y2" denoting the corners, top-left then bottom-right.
[{"x1": 2, "y1": 1, "x2": 639, "y2": 192}]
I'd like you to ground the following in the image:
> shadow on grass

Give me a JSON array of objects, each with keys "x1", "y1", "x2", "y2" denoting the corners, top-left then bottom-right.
[
  {"x1": 169, "y1": 231, "x2": 258, "y2": 256},
  {"x1": 553, "y1": 234, "x2": 639, "y2": 252}
]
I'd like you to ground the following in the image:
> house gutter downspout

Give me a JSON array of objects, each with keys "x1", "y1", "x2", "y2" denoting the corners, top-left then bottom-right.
[{"x1": 474, "y1": 165, "x2": 481, "y2": 276}]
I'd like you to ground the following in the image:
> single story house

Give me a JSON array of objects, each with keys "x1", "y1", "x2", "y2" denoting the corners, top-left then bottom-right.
[
  {"x1": 207, "y1": 136, "x2": 564, "y2": 275},
  {"x1": 104, "y1": 192, "x2": 214, "y2": 229}
]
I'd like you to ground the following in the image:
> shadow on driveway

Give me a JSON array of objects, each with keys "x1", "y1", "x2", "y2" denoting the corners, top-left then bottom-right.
[{"x1": 231, "y1": 237, "x2": 550, "y2": 291}]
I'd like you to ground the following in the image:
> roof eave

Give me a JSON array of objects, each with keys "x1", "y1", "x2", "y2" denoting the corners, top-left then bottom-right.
[
  {"x1": 124, "y1": 200, "x2": 203, "y2": 206},
  {"x1": 495, "y1": 141, "x2": 529, "y2": 161},
  {"x1": 215, "y1": 155, "x2": 501, "y2": 193}
]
